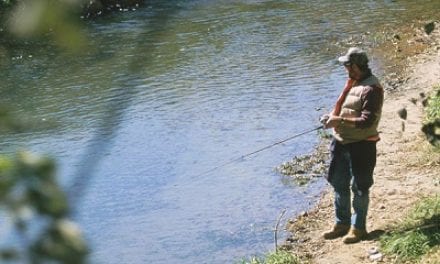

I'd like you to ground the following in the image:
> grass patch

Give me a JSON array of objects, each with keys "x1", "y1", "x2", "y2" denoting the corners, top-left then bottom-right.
[
  {"x1": 424, "y1": 85, "x2": 440, "y2": 124},
  {"x1": 237, "y1": 250, "x2": 301, "y2": 264},
  {"x1": 380, "y1": 195, "x2": 440, "y2": 262},
  {"x1": 402, "y1": 139, "x2": 440, "y2": 167},
  {"x1": 422, "y1": 85, "x2": 440, "y2": 148}
]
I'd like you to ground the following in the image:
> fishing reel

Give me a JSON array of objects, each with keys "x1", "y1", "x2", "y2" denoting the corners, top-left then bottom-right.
[{"x1": 319, "y1": 114, "x2": 330, "y2": 125}]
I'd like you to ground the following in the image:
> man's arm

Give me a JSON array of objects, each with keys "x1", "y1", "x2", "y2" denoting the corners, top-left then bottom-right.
[{"x1": 353, "y1": 85, "x2": 384, "y2": 129}]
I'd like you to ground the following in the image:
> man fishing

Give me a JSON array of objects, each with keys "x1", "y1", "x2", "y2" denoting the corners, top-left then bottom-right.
[{"x1": 321, "y1": 47, "x2": 384, "y2": 243}]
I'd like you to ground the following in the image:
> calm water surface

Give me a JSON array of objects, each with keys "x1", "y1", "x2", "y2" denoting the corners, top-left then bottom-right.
[{"x1": 1, "y1": 0, "x2": 440, "y2": 263}]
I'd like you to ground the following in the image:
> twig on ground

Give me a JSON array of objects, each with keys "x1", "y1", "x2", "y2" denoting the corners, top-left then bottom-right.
[{"x1": 274, "y1": 208, "x2": 287, "y2": 252}]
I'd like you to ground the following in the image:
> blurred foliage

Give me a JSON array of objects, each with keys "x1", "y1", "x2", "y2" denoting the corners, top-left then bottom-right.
[
  {"x1": 0, "y1": 0, "x2": 144, "y2": 53},
  {"x1": 0, "y1": 0, "x2": 145, "y2": 18},
  {"x1": 422, "y1": 86, "x2": 440, "y2": 147},
  {"x1": 0, "y1": 0, "x2": 95, "y2": 263},
  {"x1": 4, "y1": 0, "x2": 87, "y2": 53},
  {"x1": 0, "y1": 152, "x2": 89, "y2": 263},
  {"x1": 0, "y1": 0, "x2": 16, "y2": 7}
]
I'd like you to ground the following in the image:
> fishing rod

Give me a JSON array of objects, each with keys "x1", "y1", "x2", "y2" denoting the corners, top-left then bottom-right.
[{"x1": 197, "y1": 125, "x2": 324, "y2": 176}]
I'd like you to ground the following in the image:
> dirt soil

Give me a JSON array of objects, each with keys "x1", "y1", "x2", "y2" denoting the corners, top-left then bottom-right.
[{"x1": 282, "y1": 21, "x2": 440, "y2": 264}]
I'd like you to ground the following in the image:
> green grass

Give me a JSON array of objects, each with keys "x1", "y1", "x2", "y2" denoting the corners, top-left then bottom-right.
[
  {"x1": 380, "y1": 195, "x2": 440, "y2": 262},
  {"x1": 424, "y1": 85, "x2": 440, "y2": 124},
  {"x1": 422, "y1": 85, "x2": 440, "y2": 148},
  {"x1": 237, "y1": 250, "x2": 301, "y2": 264}
]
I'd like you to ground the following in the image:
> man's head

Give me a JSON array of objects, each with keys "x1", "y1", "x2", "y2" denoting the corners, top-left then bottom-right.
[{"x1": 338, "y1": 47, "x2": 370, "y2": 80}]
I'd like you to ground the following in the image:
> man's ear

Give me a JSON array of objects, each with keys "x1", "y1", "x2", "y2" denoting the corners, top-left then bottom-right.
[{"x1": 352, "y1": 64, "x2": 360, "y2": 72}]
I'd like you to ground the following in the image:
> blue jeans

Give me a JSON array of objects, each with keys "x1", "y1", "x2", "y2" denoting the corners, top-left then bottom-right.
[{"x1": 328, "y1": 140, "x2": 375, "y2": 230}]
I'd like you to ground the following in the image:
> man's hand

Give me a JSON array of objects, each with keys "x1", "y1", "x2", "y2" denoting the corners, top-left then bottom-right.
[{"x1": 325, "y1": 115, "x2": 342, "y2": 129}]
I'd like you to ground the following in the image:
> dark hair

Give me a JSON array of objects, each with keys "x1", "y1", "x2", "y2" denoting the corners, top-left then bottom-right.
[{"x1": 356, "y1": 63, "x2": 370, "y2": 73}]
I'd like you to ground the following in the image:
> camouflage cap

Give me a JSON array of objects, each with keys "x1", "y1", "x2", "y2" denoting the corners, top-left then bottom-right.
[{"x1": 338, "y1": 47, "x2": 369, "y2": 66}]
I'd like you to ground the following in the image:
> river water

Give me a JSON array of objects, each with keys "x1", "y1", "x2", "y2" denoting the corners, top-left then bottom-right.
[{"x1": 1, "y1": 0, "x2": 440, "y2": 263}]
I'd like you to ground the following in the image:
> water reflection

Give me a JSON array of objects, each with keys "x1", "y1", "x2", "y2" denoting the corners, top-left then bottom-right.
[{"x1": 1, "y1": 0, "x2": 440, "y2": 263}]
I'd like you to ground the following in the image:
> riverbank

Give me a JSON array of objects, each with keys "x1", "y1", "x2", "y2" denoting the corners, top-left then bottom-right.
[{"x1": 282, "y1": 20, "x2": 440, "y2": 263}]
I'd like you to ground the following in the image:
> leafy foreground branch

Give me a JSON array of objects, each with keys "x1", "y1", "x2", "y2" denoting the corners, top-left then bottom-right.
[
  {"x1": 379, "y1": 195, "x2": 440, "y2": 262},
  {"x1": 0, "y1": 152, "x2": 88, "y2": 263}
]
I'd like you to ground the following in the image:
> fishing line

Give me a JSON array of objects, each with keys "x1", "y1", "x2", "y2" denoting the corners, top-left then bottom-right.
[{"x1": 196, "y1": 125, "x2": 324, "y2": 176}]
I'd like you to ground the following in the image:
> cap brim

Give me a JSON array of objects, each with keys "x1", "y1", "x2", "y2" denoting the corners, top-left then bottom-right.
[{"x1": 338, "y1": 55, "x2": 350, "y2": 63}]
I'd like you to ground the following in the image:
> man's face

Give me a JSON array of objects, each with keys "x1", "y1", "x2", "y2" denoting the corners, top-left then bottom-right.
[{"x1": 344, "y1": 63, "x2": 362, "y2": 80}]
